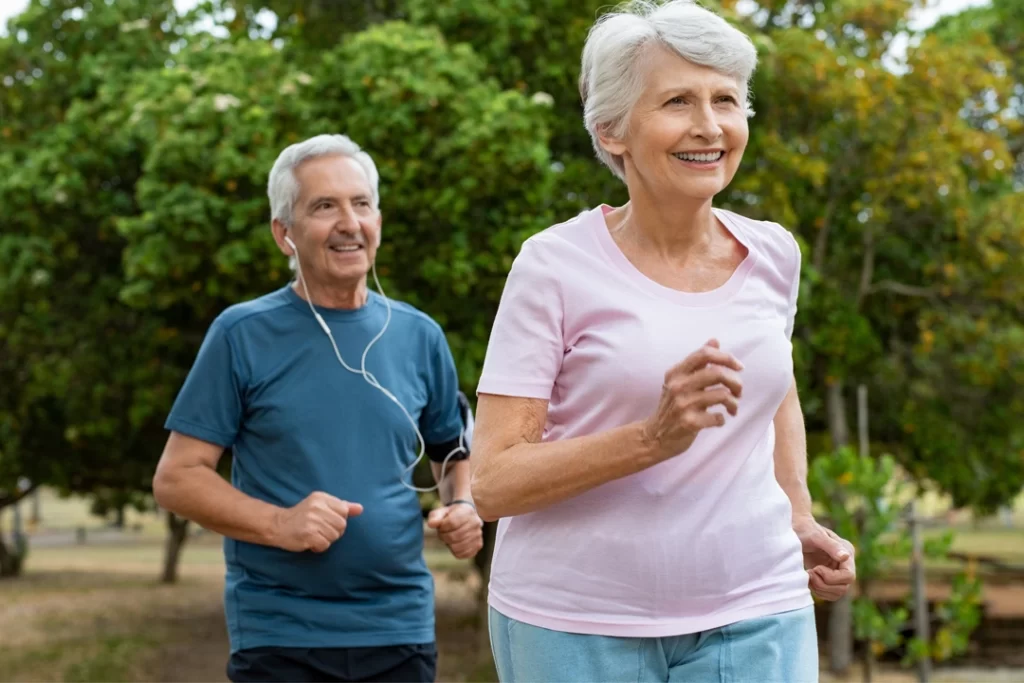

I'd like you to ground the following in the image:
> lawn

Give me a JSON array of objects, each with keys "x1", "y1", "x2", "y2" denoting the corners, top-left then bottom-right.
[
  {"x1": 2, "y1": 489, "x2": 1023, "y2": 682},
  {"x1": 0, "y1": 536, "x2": 489, "y2": 683}
]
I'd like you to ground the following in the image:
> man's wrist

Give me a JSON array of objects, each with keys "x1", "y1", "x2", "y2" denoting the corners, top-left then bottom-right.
[{"x1": 263, "y1": 505, "x2": 286, "y2": 548}]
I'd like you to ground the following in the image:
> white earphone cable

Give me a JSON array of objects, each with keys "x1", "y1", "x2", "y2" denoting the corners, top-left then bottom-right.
[{"x1": 289, "y1": 237, "x2": 465, "y2": 493}]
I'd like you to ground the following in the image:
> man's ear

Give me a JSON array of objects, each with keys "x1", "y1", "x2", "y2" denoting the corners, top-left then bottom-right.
[{"x1": 271, "y1": 218, "x2": 294, "y2": 256}]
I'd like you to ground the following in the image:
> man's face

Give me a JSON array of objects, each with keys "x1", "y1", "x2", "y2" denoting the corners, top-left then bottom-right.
[{"x1": 274, "y1": 154, "x2": 381, "y2": 290}]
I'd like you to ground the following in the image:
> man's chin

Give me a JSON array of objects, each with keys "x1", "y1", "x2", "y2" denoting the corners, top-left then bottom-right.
[{"x1": 327, "y1": 265, "x2": 371, "y2": 286}]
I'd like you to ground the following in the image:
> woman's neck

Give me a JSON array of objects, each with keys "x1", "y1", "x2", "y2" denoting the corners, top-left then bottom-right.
[{"x1": 610, "y1": 191, "x2": 717, "y2": 263}]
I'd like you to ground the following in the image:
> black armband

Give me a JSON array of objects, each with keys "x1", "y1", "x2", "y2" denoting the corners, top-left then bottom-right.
[{"x1": 425, "y1": 437, "x2": 469, "y2": 464}]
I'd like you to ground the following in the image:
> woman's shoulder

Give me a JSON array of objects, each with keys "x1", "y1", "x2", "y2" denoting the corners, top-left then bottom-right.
[
  {"x1": 515, "y1": 206, "x2": 606, "y2": 265},
  {"x1": 715, "y1": 208, "x2": 800, "y2": 264}
]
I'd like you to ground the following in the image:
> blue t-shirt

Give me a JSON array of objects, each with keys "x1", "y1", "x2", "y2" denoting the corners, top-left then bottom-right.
[{"x1": 164, "y1": 284, "x2": 463, "y2": 653}]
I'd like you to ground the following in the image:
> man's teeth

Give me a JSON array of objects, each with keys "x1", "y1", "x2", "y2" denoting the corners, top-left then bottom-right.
[
  {"x1": 330, "y1": 245, "x2": 361, "y2": 252},
  {"x1": 674, "y1": 151, "x2": 724, "y2": 162}
]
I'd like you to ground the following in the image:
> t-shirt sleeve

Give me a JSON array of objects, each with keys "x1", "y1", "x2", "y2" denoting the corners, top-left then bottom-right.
[
  {"x1": 164, "y1": 317, "x2": 245, "y2": 448},
  {"x1": 784, "y1": 230, "x2": 801, "y2": 340},
  {"x1": 419, "y1": 325, "x2": 463, "y2": 446},
  {"x1": 477, "y1": 237, "x2": 564, "y2": 400}
]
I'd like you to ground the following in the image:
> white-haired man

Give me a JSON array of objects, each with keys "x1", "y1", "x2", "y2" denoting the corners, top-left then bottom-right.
[{"x1": 153, "y1": 134, "x2": 483, "y2": 682}]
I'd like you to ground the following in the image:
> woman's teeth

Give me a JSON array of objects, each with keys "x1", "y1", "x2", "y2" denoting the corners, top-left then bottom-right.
[{"x1": 674, "y1": 151, "x2": 724, "y2": 163}]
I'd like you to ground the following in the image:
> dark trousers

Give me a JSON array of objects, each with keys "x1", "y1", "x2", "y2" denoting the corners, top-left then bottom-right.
[{"x1": 227, "y1": 643, "x2": 437, "y2": 683}]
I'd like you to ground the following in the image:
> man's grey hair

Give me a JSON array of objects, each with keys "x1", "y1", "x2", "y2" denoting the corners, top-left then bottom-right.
[
  {"x1": 267, "y1": 134, "x2": 380, "y2": 270},
  {"x1": 580, "y1": 0, "x2": 758, "y2": 182}
]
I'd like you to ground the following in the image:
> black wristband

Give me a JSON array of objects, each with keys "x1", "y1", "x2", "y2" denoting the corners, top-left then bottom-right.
[
  {"x1": 426, "y1": 437, "x2": 469, "y2": 463},
  {"x1": 447, "y1": 499, "x2": 476, "y2": 510}
]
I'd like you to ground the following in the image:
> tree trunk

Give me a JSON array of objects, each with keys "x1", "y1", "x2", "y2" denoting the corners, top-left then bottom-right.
[
  {"x1": 827, "y1": 380, "x2": 854, "y2": 675},
  {"x1": 0, "y1": 524, "x2": 27, "y2": 578},
  {"x1": 161, "y1": 512, "x2": 189, "y2": 584},
  {"x1": 31, "y1": 489, "x2": 41, "y2": 525},
  {"x1": 0, "y1": 536, "x2": 21, "y2": 577},
  {"x1": 114, "y1": 505, "x2": 126, "y2": 529}
]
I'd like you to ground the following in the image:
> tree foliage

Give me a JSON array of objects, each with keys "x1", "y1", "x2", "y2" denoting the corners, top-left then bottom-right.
[
  {"x1": 809, "y1": 447, "x2": 984, "y2": 675},
  {"x1": 0, "y1": 0, "x2": 1021, "y2": 586}
]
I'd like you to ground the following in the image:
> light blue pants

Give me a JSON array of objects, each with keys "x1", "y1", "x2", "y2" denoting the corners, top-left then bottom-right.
[{"x1": 488, "y1": 606, "x2": 819, "y2": 682}]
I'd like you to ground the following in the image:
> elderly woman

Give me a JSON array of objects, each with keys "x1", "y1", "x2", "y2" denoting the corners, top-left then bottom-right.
[{"x1": 471, "y1": 1, "x2": 856, "y2": 681}]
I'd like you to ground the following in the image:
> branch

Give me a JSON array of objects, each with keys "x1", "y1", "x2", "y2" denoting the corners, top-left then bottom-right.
[
  {"x1": 867, "y1": 280, "x2": 937, "y2": 298},
  {"x1": 856, "y1": 227, "x2": 875, "y2": 311},
  {"x1": 812, "y1": 194, "x2": 838, "y2": 274},
  {"x1": 0, "y1": 482, "x2": 40, "y2": 510}
]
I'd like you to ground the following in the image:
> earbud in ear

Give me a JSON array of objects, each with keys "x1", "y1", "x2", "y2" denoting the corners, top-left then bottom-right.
[{"x1": 284, "y1": 236, "x2": 296, "y2": 250}]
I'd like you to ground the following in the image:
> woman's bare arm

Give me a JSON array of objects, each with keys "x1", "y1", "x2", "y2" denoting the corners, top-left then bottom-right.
[
  {"x1": 469, "y1": 395, "x2": 658, "y2": 521},
  {"x1": 470, "y1": 341, "x2": 744, "y2": 521}
]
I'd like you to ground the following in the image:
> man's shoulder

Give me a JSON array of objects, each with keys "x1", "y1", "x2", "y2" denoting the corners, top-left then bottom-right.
[
  {"x1": 213, "y1": 287, "x2": 294, "y2": 335},
  {"x1": 383, "y1": 295, "x2": 446, "y2": 340}
]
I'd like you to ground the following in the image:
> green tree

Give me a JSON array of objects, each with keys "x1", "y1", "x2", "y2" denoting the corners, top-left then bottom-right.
[
  {"x1": 809, "y1": 447, "x2": 984, "y2": 681},
  {"x1": 112, "y1": 20, "x2": 552, "y2": 393},
  {"x1": 0, "y1": 0, "x2": 184, "y2": 576}
]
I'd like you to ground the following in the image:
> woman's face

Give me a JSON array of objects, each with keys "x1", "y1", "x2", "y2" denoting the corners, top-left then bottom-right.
[{"x1": 601, "y1": 47, "x2": 749, "y2": 202}]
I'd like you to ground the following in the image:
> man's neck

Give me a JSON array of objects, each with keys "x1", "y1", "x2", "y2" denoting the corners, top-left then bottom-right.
[{"x1": 292, "y1": 278, "x2": 369, "y2": 310}]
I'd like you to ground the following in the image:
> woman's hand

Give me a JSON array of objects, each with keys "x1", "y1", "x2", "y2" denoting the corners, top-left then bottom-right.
[{"x1": 642, "y1": 339, "x2": 744, "y2": 461}]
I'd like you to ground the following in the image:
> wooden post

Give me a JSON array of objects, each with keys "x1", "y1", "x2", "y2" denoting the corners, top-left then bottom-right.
[
  {"x1": 827, "y1": 380, "x2": 853, "y2": 675},
  {"x1": 910, "y1": 502, "x2": 931, "y2": 682},
  {"x1": 857, "y1": 384, "x2": 873, "y2": 682}
]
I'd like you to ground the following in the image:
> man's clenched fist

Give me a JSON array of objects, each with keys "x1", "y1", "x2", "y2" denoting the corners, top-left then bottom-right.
[
  {"x1": 271, "y1": 491, "x2": 363, "y2": 553},
  {"x1": 427, "y1": 502, "x2": 484, "y2": 559}
]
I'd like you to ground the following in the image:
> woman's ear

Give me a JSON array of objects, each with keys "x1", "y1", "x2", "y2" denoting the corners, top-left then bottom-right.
[{"x1": 596, "y1": 123, "x2": 627, "y2": 157}]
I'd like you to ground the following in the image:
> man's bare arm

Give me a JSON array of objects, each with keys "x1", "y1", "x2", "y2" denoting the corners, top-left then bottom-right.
[
  {"x1": 431, "y1": 458, "x2": 472, "y2": 506},
  {"x1": 153, "y1": 432, "x2": 285, "y2": 546}
]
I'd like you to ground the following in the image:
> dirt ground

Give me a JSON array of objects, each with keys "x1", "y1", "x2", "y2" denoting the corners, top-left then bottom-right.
[
  {"x1": 3, "y1": 535, "x2": 1024, "y2": 683},
  {"x1": 0, "y1": 545, "x2": 493, "y2": 683}
]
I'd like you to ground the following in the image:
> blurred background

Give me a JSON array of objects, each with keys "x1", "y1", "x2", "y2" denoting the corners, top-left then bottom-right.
[{"x1": 0, "y1": 0, "x2": 1021, "y2": 681}]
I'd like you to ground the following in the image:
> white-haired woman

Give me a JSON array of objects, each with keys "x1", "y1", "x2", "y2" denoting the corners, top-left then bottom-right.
[{"x1": 471, "y1": 1, "x2": 855, "y2": 681}]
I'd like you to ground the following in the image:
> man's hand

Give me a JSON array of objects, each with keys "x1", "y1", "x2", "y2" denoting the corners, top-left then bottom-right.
[
  {"x1": 427, "y1": 503, "x2": 484, "y2": 559},
  {"x1": 793, "y1": 515, "x2": 856, "y2": 601},
  {"x1": 271, "y1": 492, "x2": 363, "y2": 553}
]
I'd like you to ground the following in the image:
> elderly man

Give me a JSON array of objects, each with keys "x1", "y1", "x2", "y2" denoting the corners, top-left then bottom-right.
[{"x1": 153, "y1": 134, "x2": 483, "y2": 683}]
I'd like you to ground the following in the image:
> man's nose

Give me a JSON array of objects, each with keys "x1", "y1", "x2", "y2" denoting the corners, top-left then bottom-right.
[{"x1": 334, "y1": 205, "x2": 360, "y2": 231}]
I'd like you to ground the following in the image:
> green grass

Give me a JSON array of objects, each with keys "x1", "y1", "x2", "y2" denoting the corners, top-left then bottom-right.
[
  {"x1": 63, "y1": 635, "x2": 159, "y2": 683},
  {"x1": 0, "y1": 634, "x2": 159, "y2": 683}
]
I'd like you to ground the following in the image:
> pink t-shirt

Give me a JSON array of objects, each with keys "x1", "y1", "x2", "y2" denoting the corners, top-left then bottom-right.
[{"x1": 477, "y1": 205, "x2": 813, "y2": 637}]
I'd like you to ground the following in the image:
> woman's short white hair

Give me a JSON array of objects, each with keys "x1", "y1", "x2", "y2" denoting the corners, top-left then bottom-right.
[
  {"x1": 580, "y1": 0, "x2": 758, "y2": 181},
  {"x1": 267, "y1": 133, "x2": 380, "y2": 228}
]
